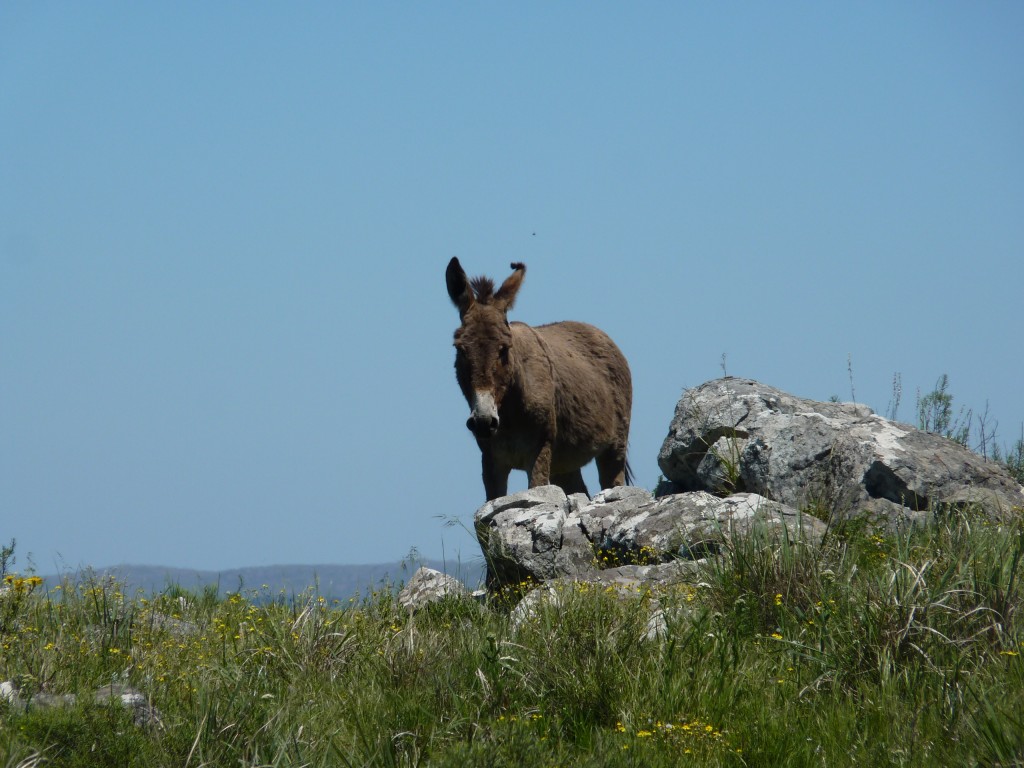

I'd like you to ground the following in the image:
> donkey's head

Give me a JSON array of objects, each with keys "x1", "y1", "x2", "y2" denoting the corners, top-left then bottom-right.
[{"x1": 446, "y1": 257, "x2": 526, "y2": 439}]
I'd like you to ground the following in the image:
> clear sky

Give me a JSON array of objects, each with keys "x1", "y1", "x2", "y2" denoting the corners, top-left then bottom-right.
[{"x1": 2, "y1": 3, "x2": 1022, "y2": 573}]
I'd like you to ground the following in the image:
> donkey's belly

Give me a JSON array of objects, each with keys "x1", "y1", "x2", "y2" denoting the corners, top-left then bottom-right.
[
  {"x1": 550, "y1": 442, "x2": 602, "y2": 475},
  {"x1": 489, "y1": 435, "x2": 601, "y2": 475},
  {"x1": 485, "y1": 434, "x2": 593, "y2": 473},
  {"x1": 487, "y1": 434, "x2": 541, "y2": 472}
]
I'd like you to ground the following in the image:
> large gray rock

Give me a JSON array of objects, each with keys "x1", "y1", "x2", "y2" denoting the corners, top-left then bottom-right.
[
  {"x1": 474, "y1": 484, "x2": 825, "y2": 591},
  {"x1": 580, "y1": 486, "x2": 826, "y2": 559},
  {"x1": 474, "y1": 486, "x2": 597, "y2": 589},
  {"x1": 658, "y1": 378, "x2": 1024, "y2": 523}
]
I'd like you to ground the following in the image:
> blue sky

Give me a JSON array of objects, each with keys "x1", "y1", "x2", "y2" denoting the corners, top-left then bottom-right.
[{"x1": 2, "y1": 4, "x2": 1022, "y2": 572}]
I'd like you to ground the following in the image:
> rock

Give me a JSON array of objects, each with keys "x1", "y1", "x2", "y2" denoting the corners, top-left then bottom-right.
[
  {"x1": 0, "y1": 680, "x2": 162, "y2": 729},
  {"x1": 658, "y1": 378, "x2": 1024, "y2": 524},
  {"x1": 507, "y1": 580, "x2": 667, "y2": 642},
  {"x1": 142, "y1": 610, "x2": 201, "y2": 638},
  {"x1": 92, "y1": 684, "x2": 164, "y2": 729},
  {"x1": 0, "y1": 681, "x2": 75, "y2": 710},
  {"x1": 474, "y1": 486, "x2": 598, "y2": 588},
  {"x1": 641, "y1": 603, "x2": 668, "y2": 642},
  {"x1": 594, "y1": 561, "x2": 704, "y2": 591},
  {"x1": 508, "y1": 583, "x2": 561, "y2": 630},
  {"x1": 581, "y1": 487, "x2": 825, "y2": 561},
  {"x1": 474, "y1": 484, "x2": 825, "y2": 592},
  {"x1": 397, "y1": 567, "x2": 471, "y2": 611}
]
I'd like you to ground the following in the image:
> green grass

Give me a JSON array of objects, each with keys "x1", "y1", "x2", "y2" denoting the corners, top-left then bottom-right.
[{"x1": 2, "y1": 512, "x2": 1024, "y2": 767}]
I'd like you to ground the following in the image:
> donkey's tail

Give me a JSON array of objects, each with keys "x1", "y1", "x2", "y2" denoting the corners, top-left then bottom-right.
[{"x1": 624, "y1": 459, "x2": 634, "y2": 487}]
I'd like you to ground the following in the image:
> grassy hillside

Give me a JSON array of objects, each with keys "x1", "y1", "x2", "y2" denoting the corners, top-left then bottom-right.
[
  {"x1": 40, "y1": 559, "x2": 486, "y2": 606},
  {"x1": 2, "y1": 509, "x2": 1022, "y2": 767}
]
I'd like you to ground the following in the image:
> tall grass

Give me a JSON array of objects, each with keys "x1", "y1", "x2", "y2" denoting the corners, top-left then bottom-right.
[{"x1": 2, "y1": 511, "x2": 1023, "y2": 767}]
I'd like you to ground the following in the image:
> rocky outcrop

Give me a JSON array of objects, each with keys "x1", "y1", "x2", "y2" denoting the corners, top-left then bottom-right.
[
  {"x1": 467, "y1": 378, "x2": 1023, "y2": 602},
  {"x1": 658, "y1": 378, "x2": 1024, "y2": 524},
  {"x1": 474, "y1": 484, "x2": 825, "y2": 590}
]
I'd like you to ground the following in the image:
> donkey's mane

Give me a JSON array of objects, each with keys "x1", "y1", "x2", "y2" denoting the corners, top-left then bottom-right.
[{"x1": 470, "y1": 276, "x2": 495, "y2": 303}]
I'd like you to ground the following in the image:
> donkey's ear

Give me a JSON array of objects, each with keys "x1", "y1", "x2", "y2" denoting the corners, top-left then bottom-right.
[
  {"x1": 446, "y1": 257, "x2": 474, "y2": 317},
  {"x1": 494, "y1": 262, "x2": 526, "y2": 313}
]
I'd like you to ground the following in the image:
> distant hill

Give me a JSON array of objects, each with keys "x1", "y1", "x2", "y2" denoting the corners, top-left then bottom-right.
[{"x1": 42, "y1": 558, "x2": 486, "y2": 603}]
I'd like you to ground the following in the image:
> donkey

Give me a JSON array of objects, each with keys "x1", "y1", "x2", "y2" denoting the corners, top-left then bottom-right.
[{"x1": 446, "y1": 257, "x2": 632, "y2": 501}]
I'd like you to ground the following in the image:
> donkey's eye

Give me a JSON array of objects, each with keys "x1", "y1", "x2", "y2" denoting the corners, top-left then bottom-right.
[{"x1": 498, "y1": 345, "x2": 510, "y2": 363}]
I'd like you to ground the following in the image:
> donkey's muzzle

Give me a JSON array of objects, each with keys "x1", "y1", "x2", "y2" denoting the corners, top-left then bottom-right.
[
  {"x1": 466, "y1": 414, "x2": 500, "y2": 439},
  {"x1": 467, "y1": 390, "x2": 500, "y2": 439}
]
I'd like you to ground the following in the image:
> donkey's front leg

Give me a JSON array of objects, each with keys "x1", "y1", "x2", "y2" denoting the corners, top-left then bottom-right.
[
  {"x1": 528, "y1": 442, "x2": 553, "y2": 488},
  {"x1": 481, "y1": 450, "x2": 510, "y2": 501}
]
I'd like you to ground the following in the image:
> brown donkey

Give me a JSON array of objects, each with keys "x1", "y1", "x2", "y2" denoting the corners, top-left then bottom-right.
[{"x1": 446, "y1": 257, "x2": 632, "y2": 501}]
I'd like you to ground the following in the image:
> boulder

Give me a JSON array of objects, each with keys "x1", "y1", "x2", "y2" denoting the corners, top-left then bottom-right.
[
  {"x1": 658, "y1": 378, "x2": 1024, "y2": 524},
  {"x1": 579, "y1": 485, "x2": 825, "y2": 561},
  {"x1": 474, "y1": 485, "x2": 597, "y2": 588},
  {"x1": 474, "y1": 484, "x2": 825, "y2": 591},
  {"x1": 397, "y1": 566, "x2": 471, "y2": 611}
]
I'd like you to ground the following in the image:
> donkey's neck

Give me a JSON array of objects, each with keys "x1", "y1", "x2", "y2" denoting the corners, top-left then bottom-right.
[{"x1": 510, "y1": 321, "x2": 556, "y2": 393}]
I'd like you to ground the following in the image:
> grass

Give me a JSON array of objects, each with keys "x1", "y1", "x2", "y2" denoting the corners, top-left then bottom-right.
[{"x1": 2, "y1": 512, "x2": 1024, "y2": 767}]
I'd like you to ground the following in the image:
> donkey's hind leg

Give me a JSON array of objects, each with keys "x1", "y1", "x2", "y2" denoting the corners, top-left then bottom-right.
[
  {"x1": 596, "y1": 445, "x2": 631, "y2": 490},
  {"x1": 551, "y1": 469, "x2": 589, "y2": 497}
]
